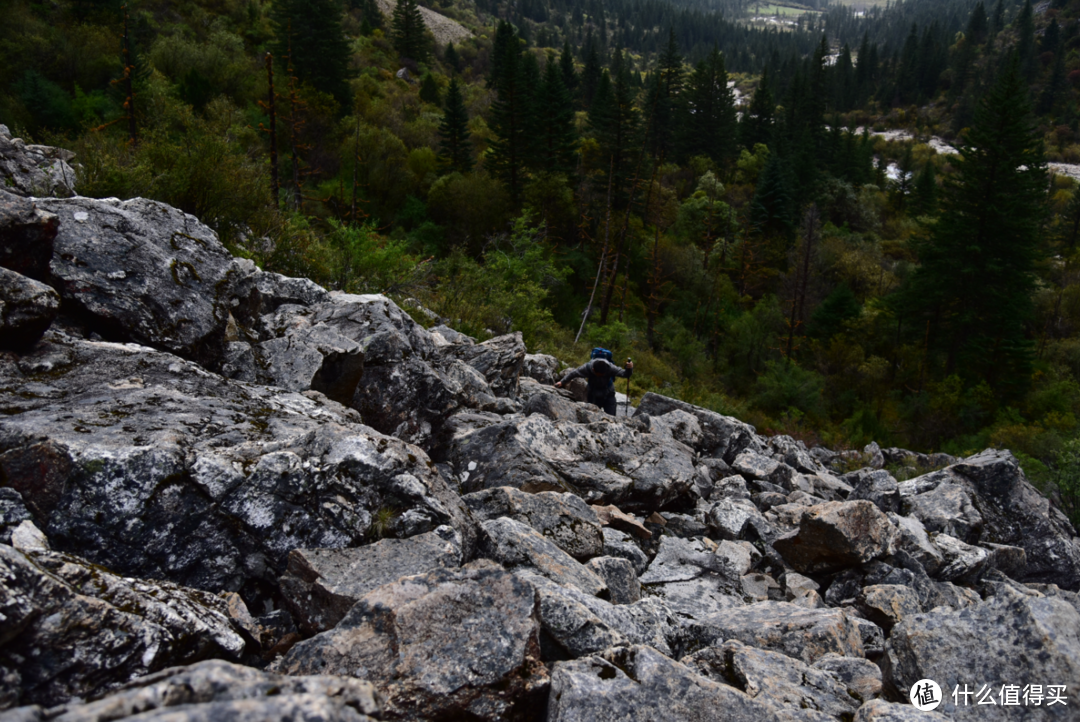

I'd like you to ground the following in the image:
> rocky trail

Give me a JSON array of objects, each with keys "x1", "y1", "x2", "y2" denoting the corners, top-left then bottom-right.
[{"x1": 1, "y1": 125, "x2": 1078, "y2": 721}]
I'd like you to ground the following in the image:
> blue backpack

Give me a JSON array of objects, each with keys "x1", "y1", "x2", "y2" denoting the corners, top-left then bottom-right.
[{"x1": 589, "y1": 348, "x2": 616, "y2": 392}]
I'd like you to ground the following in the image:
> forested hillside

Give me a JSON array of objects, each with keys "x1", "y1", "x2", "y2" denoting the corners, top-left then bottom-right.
[{"x1": 3, "y1": 0, "x2": 1080, "y2": 524}]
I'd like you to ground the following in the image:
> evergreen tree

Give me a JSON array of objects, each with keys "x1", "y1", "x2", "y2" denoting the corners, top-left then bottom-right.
[
  {"x1": 808, "y1": 283, "x2": 861, "y2": 339},
  {"x1": 488, "y1": 20, "x2": 517, "y2": 89},
  {"x1": 488, "y1": 24, "x2": 531, "y2": 201},
  {"x1": 588, "y1": 51, "x2": 640, "y2": 202},
  {"x1": 967, "y1": 2, "x2": 988, "y2": 45},
  {"x1": 531, "y1": 54, "x2": 578, "y2": 175},
  {"x1": 912, "y1": 159, "x2": 938, "y2": 216},
  {"x1": 580, "y1": 31, "x2": 602, "y2": 108},
  {"x1": 438, "y1": 78, "x2": 473, "y2": 174},
  {"x1": 270, "y1": 0, "x2": 352, "y2": 104},
  {"x1": 559, "y1": 41, "x2": 578, "y2": 93},
  {"x1": 678, "y1": 46, "x2": 737, "y2": 167},
  {"x1": 358, "y1": 0, "x2": 383, "y2": 34},
  {"x1": 740, "y1": 70, "x2": 775, "y2": 149},
  {"x1": 902, "y1": 57, "x2": 1047, "y2": 393},
  {"x1": 750, "y1": 152, "x2": 794, "y2": 238},
  {"x1": 646, "y1": 28, "x2": 683, "y2": 159},
  {"x1": 392, "y1": 0, "x2": 429, "y2": 63},
  {"x1": 1015, "y1": 0, "x2": 1036, "y2": 81},
  {"x1": 419, "y1": 73, "x2": 441, "y2": 105},
  {"x1": 444, "y1": 41, "x2": 460, "y2": 73}
]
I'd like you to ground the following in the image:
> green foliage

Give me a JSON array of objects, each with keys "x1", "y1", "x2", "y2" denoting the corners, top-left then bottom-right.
[
  {"x1": 437, "y1": 78, "x2": 472, "y2": 174},
  {"x1": 808, "y1": 283, "x2": 861, "y2": 339},
  {"x1": 753, "y1": 360, "x2": 826, "y2": 420},
  {"x1": 391, "y1": 0, "x2": 429, "y2": 64},
  {"x1": 1050, "y1": 439, "x2": 1080, "y2": 531},
  {"x1": 419, "y1": 74, "x2": 441, "y2": 106},
  {"x1": 329, "y1": 220, "x2": 420, "y2": 294},
  {"x1": 270, "y1": 0, "x2": 352, "y2": 104}
]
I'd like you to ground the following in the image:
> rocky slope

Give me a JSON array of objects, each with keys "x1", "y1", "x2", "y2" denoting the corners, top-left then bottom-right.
[{"x1": 1, "y1": 124, "x2": 1079, "y2": 721}]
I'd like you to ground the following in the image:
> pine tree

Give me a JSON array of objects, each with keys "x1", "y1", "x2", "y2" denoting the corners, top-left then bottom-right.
[
  {"x1": 444, "y1": 41, "x2": 460, "y2": 73},
  {"x1": 438, "y1": 78, "x2": 472, "y2": 174},
  {"x1": 488, "y1": 24, "x2": 531, "y2": 201},
  {"x1": 677, "y1": 46, "x2": 737, "y2": 167},
  {"x1": 531, "y1": 54, "x2": 578, "y2": 175},
  {"x1": 419, "y1": 73, "x2": 441, "y2": 105},
  {"x1": 359, "y1": 0, "x2": 383, "y2": 35},
  {"x1": 580, "y1": 31, "x2": 602, "y2": 108},
  {"x1": 488, "y1": 20, "x2": 517, "y2": 89},
  {"x1": 270, "y1": 0, "x2": 352, "y2": 104},
  {"x1": 912, "y1": 159, "x2": 938, "y2": 216},
  {"x1": 392, "y1": 0, "x2": 429, "y2": 63},
  {"x1": 1015, "y1": 0, "x2": 1036, "y2": 81},
  {"x1": 902, "y1": 56, "x2": 1047, "y2": 393},
  {"x1": 967, "y1": 2, "x2": 988, "y2": 45},
  {"x1": 740, "y1": 68, "x2": 774, "y2": 149},
  {"x1": 559, "y1": 41, "x2": 578, "y2": 94},
  {"x1": 750, "y1": 151, "x2": 794, "y2": 239},
  {"x1": 588, "y1": 51, "x2": 640, "y2": 203},
  {"x1": 646, "y1": 28, "x2": 683, "y2": 159}
]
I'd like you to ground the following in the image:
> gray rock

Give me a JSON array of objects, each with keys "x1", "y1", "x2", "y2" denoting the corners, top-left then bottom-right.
[
  {"x1": 773, "y1": 501, "x2": 897, "y2": 574},
  {"x1": 479, "y1": 516, "x2": 606, "y2": 596},
  {"x1": 646, "y1": 575, "x2": 745, "y2": 619},
  {"x1": 732, "y1": 451, "x2": 781, "y2": 480},
  {"x1": 811, "y1": 654, "x2": 883, "y2": 703},
  {"x1": 0, "y1": 333, "x2": 474, "y2": 606},
  {"x1": 586, "y1": 556, "x2": 640, "y2": 604},
  {"x1": 639, "y1": 535, "x2": 724, "y2": 584},
  {"x1": 854, "y1": 617, "x2": 886, "y2": 659},
  {"x1": 440, "y1": 412, "x2": 699, "y2": 509},
  {"x1": 741, "y1": 572, "x2": 781, "y2": 602},
  {"x1": 17, "y1": 659, "x2": 379, "y2": 721},
  {"x1": 0, "y1": 488, "x2": 32, "y2": 545},
  {"x1": 882, "y1": 585, "x2": 1080, "y2": 719},
  {"x1": 716, "y1": 540, "x2": 755, "y2": 578},
  {"x1": 712, "y1": 474, "x2": 752, "y2": 500},
  {"x1": 848, "y1": 470, "x2": 901, "y2": 514},
  {"x1": 857, "y1": 584, "x2": 922, "y2": 632},
  {"x1": 592, "y1": 504, "x2": 652, "y2": 539},
  {"x1": 601, "y1": 527, "x2": 649, "y2": 575},
  {"x1": 854, "y1": 700, "x2": 948, "y2": 721},
  {"x1": 522, "y1": 388, "x2": 591, "y2": 423},
  {"x1": 650, "y1": 409, "x2": 705, "y2": 449},
  {"x1": 701, "y1": 601, "x2": 865, "y2": 663},
  {"x1": 707, "y1": 497, "x2": 773, "y2": 541},
  {"x1": 783, "y1": 572, "x2": 820, "y2": 601},
  {"x1": 464, "y1": 486, "x2": 603, "y2": 559},
  {"x1": 0, "y1": 545, "x2": 244, "y2": 709},
  {"x1": 634, "y1": 392, "x2": 764, "y2": 461},
  {"x1": 38, "y1": 196, "x2": 259, "y2": 369},
  {"x1": 983, "y1": 541, "x2": 1027, "y2": 576},
  {"x1": 252, "y1": 271, "x2": 330, "y2": 312},
  {"x1": 932, "y1": 533, "x2": 990, "y2": 582},
  {"x1": 0, "y1": 267, "x2": 60, "y2": 351},
  {"x1": 429, "y1": 323, "x2": 475, "y2": 345},
  {"x1": 888, "y1": 514, "x2": 945, "y2": 576},
  {"x1": 0, "y1": 126, "x2": 76, "y2": 198},
  {"x1": 255, "y1": 323, "x2": 364, "y2": 406},
  {"x1": 521, "y1": 353, "x2": 560, "y2": 385},
  {"x1": 275, "y1": 561, "x2": 548, "y2": 722},
  {"x1": 0, "y1": 190, "x2": 58, "y2": 281},
  {"x1": 900, "y1": 476, "x2": 983, "y2": 541},
  {"x1": 279, "y1": 525, "x2": 463, "y2": 633},
  {"x1": 440, "y1": 331, "x2": 526, "y2": 397},
  {"x1": 546, "y1": 644, "x2": 782, "y2": 722},
  {"x1": 683, "y1": 640, "x2": 863, "y2": 718}
]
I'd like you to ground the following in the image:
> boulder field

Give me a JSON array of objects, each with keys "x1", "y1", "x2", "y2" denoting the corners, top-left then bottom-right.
[{"x1": 1, "y1": 125, "x2": 1079, "y2": 721}]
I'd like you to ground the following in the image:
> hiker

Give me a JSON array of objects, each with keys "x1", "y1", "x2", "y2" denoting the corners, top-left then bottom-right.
[{"x1": 555, "y1": 348, "x2": 633, "y2": 416}]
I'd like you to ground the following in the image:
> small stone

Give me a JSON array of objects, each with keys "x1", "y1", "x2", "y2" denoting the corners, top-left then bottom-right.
[{"x1": 586, "y1": 556, "x2": 641, "y2": 604}]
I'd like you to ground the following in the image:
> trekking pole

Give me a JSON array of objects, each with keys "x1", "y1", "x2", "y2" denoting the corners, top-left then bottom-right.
[{"x1": 625, "y1": 357, "x2": 632, "y2": 417}]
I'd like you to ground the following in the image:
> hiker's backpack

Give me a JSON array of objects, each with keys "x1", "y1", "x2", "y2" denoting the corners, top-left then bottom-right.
[{"x1": 588, "y1": 348, "x2": 616, "y2": 393}]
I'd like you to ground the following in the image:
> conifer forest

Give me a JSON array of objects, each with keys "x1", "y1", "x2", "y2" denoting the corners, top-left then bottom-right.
[{"x1": 5, "y1": 0, "x2": 1080, "y2": 524}]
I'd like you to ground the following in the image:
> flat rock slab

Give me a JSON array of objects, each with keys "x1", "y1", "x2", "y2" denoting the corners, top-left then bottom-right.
[
  {"x1": 547, "y1": 644, "x2": 782, "y2": 722},
  {"x1": 586, "y1": 556, "x2": 640, "y2": 604},
  {"x1": 479, "y1": 516, "x2": 606, "y2": 596},
  {"x1": 0, "y1": 333, "x2": 474, "y2": 607},
  {"x1": 633, "y1": 392, "x2": 764, "y2": 461},
  {"x1": 465, "y1": 486, "x2": 603, "y2": 559},
  {"x1": 279, "y1": 525, "x2": 463, "y2": 633},
  {"x1": 275, "y1": 561, "x2": 548, "y2": 722},
  {"x1": 0, "y1": 545, "x2": 244, "y2": 709},
  {"x1": 683, "y1": 640, "x2": 864, "y2": 718},
  {"x1": 12, "y1": 659, "x2": 379, "y2": 722},
  {"x1": 773, "y1": 500, "x2": 897, "y2": 573},
  {"x1": 882, "y1": 585, "x2": 1080, "y2": 720},
  {"x1": 700, "y1": 601, "x2": 865, "y2": 664},
  {"x1": 854, "y1": 699, "x2": 949, "y2": 721}
]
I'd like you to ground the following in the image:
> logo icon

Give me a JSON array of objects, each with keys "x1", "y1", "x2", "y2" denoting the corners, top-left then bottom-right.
[{"x1": 910, "y1": 679, "x2": 943, "y2": 711}]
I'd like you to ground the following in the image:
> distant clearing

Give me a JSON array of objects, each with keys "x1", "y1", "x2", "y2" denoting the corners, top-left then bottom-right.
[{"x1": 748, "y1": 2, "x2": 819, "y2": 15}]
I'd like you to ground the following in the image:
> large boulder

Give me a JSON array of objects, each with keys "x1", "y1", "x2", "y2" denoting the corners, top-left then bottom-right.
[
  {"x1": 440, "y1": 331, "x2": 527, "y2": 397},
  {"x1": 900, "y1": 450, "x2": 1080, "y2": 590},
  {"x1": 0, "y1": 544, "x2": 244, "y2": 709},
  {"x1": 0, "y1": 267, "x2": 59, "y2": 351},
  {"x1": 0, "y1": 125, "x2": 77, "y2": 198},
  {"x1": 279, "y1": 525, "x2": 463, "y2": 634},
  {"x1": 478, "y1": 516, "x2": 606, "y2": 596},
  {"x1": 683, "y1": 641, "x2": 867, "y2": 718},
  {"x1": 274, "y1": 561, "x2": 549, "y2": 722},
  {"x1": 464, "y1": 486, "x2": 604, "y2": 559},
  {"x1": 37, "y1": 196, "x2": 257, "y2": 369},
  {"x1": 773, "y1": 501, "x2": 898, "y2": 574},
  {"x1": 698, "y1": 601, "x2": 865, "y2": 664},
  {"x1": 0, "y1": 189, "x2": 58, "y2": 280},
  {"x1": 546, "y1": 644, "x2": 782, "y2": 722},
  {"x1": 0, "y1": 332, "x2": 474, "y2": 607},
  {"x1": 633, "y1": 392, "x2": 764, "y2": 461},
  {"x1": 881, "y1": 585, "x2": 1080, "y2": 720},
  {"x1": 437, "y1": 411, "x2": 699, "y2": 510},
  {"x1": 10, "y1": 659, "x2": 380, "y2": 722}
]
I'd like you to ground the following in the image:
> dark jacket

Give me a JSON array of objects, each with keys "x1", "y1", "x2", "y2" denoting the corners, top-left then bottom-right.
[{"x1": 559, "y1": 358, "x2": 632, "y2": 402}]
